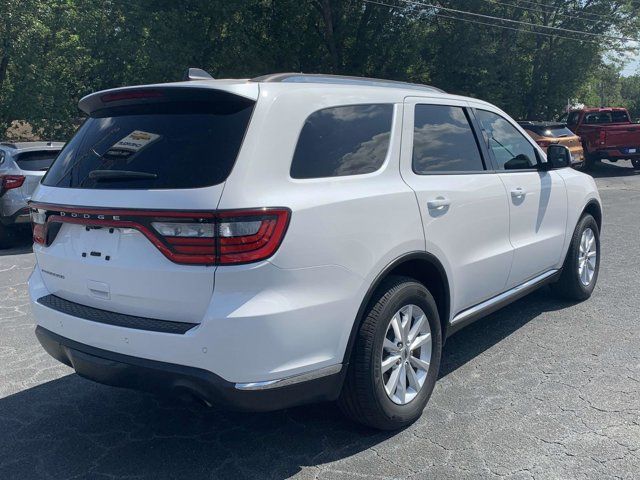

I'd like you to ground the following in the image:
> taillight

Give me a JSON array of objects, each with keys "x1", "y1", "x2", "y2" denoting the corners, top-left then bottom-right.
[
  {"x1": 28, "y1": 204, "x2": 290, "y2": 266},
  {"x1": 0, "y1": 175, "x2": 25, "y2": 195},
  {"x1": 101, "y1": 90, "x2": 164, "y2": 102},
  {"x1": 599, "y1": 130, "x2": 606, "y2": 145},
  {"x1": 538, "y1": 140, "x2": 551, "y2": 148},
  {"x1": 30, "y1": 208, "x2": 46, "y2": 245},
  {"x1": 217, "y1": 209, "x2": 290, "y2": 265}
]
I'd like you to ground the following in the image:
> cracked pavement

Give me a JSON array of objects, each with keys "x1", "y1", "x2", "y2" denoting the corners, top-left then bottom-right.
[{"x1": 1, "y1": 160, "x2": 639, "y2": 479}]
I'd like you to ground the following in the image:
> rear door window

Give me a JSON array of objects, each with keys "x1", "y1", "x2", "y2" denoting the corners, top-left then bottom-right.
[
  {"x1": 43, "y1": 100, "x2": 254, "y2": 189},
  {"x1": 412, "y1": 104, "x2": 485, "y2": 173},
  {"x1": 290, "y1": 104, "x2": 393, "y2": 179}
]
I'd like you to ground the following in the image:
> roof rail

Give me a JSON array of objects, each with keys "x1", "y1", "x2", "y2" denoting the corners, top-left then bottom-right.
[
  {"x1": 185, "y1": 67, "x2": 214, "y2": 81},
  {"x1": 0, "y1": 142, "x2": 17, "y2": 149},
  {"x1": 251, "y1": 73, "x2": 445, "y2": 93}
]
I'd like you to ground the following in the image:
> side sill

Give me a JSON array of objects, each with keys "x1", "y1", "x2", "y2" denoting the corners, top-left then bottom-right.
[
  {"x1": 447, "y1": 269, "x2": 561, "y2": 337},
  {"x1": 235, "y1": 364, "x2": 343, "y2": 391}
]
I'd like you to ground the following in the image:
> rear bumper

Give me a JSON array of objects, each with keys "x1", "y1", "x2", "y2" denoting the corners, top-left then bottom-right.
[
  {"x1": 36, "y1": 325, "x2": 344, "y2": 411},
  {"x1": 0, "y1": 206, "x2": 30, "y2": 226},
  {"x1": 592, "y1": 148, "x2": 640, "y2": 160}
]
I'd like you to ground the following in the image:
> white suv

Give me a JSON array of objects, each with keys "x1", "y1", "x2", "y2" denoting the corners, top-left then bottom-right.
[{"x1": 28, "y1": 72, "x2": 602, "y2": 430}]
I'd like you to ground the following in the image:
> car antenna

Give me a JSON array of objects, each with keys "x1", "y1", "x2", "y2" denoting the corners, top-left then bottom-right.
[{"x1": 185, "y1": 68, "x2": 214, "y2": 81}]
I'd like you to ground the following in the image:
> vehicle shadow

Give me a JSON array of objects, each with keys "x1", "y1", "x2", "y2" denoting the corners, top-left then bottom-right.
[
  {"x1": 0, "y1": 288, "x2": 574, "y2": 480},
  {"x1": 586, "y1": 159, "x2": 639, "y2": 178},
  {"x1": 0, "y1": 229, "x2": 32, "y2": 256}
]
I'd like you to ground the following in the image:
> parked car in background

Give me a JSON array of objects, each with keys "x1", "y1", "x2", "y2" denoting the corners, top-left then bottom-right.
[
  {"x1": 0, "y1": 141, "x2": 63, "y2": 248},
  {"x1": 518, "y1": 121, "x2": 584, "y2": 168},
  {"x1": 564, "y1": 107, "x2": 640, "y2": 170},
  {"x1": 28, "y1": 72, "x2": 602, "y2": 430}
]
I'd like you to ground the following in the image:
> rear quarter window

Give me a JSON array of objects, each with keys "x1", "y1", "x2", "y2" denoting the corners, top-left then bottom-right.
[{"x1": 290, "y1": 104, "x2": 393, "y2": 179}]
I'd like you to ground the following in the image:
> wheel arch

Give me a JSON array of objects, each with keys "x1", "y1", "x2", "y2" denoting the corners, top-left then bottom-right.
[
  {"x1": 582, "y1": 199, "x2": 602, "y2": 232},
  {"x1": 341, "y1": 252, "x2": 451, "y2": 370}
]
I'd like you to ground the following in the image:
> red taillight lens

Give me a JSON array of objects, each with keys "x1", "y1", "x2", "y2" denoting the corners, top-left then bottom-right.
[
  {"x1": 28, "y1": 204, "x2": 290, "y2": 266},
  {"x1": 30, "y1": 208, "x2": 47, "y2": 245},
  {"x1": 101, "y1": 90, "x2": 164, "y2": 103},
  {"x1": 599, "y1": 130, "x2": 606, "y2": 145},
  {"x1": 0, "y1": 175, "x2": 25, "y2": 194},
  {"x1": 217, "y1": 209, "x2": 290, "y2": 265}
]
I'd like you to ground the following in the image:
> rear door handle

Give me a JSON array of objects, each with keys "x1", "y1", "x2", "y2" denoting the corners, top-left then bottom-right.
[
  {"x1": 427, "y1": 196, "x2": 451, "y2": 210},
  {"x1": 510, "y1": 187, "x2": 527, "y2": 199}
]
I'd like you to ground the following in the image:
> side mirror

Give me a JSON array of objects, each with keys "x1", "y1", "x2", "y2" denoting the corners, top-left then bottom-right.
[{"x1": 544, "y1": 144, "x2": 571, "y2": 170}]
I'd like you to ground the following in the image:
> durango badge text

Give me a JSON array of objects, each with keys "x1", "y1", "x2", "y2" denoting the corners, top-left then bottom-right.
[{"x1": 28, "y1": 71, "x2": 603, "y2": 430}]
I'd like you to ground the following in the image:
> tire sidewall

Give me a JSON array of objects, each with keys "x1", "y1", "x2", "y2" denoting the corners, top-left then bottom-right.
[
  {"x1": 369, "y1": 282, "x2": 442, "y2": 425},
  {"x1": 566, "y1": 215, "x2": 600, "y2": 297}
]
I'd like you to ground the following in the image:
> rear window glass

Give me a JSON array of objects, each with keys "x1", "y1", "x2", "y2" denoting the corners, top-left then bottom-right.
[
  {"x1": 43, "y1": 101, "x2": 254, "y2": 189},
  {"x1": 525, "y1": 125, "x2": 575, "y2": 138},
  {"x1": 583, "y1": 111, "x2": 630, "y2": 124},
  {"x1": 290, "y1": 104, "x2": 393, "y2": 179},
  {"x1": 15, "y1": 151, "x2": 60, "y2": 171}
]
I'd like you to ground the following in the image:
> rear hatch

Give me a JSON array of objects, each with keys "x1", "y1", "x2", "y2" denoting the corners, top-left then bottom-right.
[{"x1": 31, "y1": 84, "x2": 257, "y2": 324}]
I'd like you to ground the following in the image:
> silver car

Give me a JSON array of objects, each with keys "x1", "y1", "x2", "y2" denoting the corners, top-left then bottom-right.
[{"x1": 0, "y1": 141, "x2": 63, "y2": 247}]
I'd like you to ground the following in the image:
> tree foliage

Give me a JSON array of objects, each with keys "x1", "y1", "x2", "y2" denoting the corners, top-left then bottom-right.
[{"x1": 1, "y1": 0, "x2": 639, "y2": 139}]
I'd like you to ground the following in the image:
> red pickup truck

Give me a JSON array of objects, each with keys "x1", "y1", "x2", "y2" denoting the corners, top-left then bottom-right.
[{"x1": 564, "y1": 107, "x2": 640, "y2": 170}]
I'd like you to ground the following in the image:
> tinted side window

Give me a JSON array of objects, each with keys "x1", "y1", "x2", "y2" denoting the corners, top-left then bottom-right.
[
  {"x1": 476, "y1": 110, "x2": 538, "y2": 171},
  {"x1": 412, "y1": 105, "x2": 484, "y2": 173},
  {"x1": 290, "y1": 104, "x2": 393, "y2": 179}
]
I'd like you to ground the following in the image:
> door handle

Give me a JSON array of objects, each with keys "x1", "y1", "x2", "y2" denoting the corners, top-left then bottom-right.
[
  {"x1": 510, "y1": 187, "x2": 527, "y2": 199},
  {"x1": 427, "y1": 196, "x2": 451, "y2": 210}
]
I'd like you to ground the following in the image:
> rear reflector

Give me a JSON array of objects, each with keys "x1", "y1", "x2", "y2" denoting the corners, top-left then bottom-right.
[
  {"x1": 0, "y1": 175, "x2": 25, "y2": 195},
  {"x1": 30, "y1": 204, "x2": 290, "y2": 266}
]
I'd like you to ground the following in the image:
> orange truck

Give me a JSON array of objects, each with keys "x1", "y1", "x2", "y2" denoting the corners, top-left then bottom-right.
[{"x1": 564, "y1": 107, "x2": 640, "y2": 170}]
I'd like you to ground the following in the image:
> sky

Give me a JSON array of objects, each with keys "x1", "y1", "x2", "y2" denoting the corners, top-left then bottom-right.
[{"x1": 621, "y1": 55, "x2": 639, "y2": 76}]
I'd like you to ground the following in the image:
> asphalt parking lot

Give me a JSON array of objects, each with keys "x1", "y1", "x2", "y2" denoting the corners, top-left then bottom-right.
[{"x1": 1, "y1": 160, "x2": 639, "y2": 480}]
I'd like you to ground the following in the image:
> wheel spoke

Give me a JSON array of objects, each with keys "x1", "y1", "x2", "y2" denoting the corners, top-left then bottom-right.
[
  {"x1": 410, "y1": 355, "x2": 430, "y2": 373},
  {"x1": 383, "y1": 338, "x2": 400, "y2": 353},
  {"x1": 385, "y1": 364, "x2": 402, "y2": 396},
  {"x1": 408, "y1": 314, "x2": 426, "y2": 343},
  {"x1": 381, "y1": 355, "x2": 400, "y2": 373},
  {"x1": 396, "y1": 364, "x2": 407, "y2": 403},
  {"x1": 411, "y1": 332, "x2": 431, "y2": 351},
  {"x1": 390, "y1": 314, "x2": 402, "y2": 343},
  {"x1": 401, "y1": 305, "x2": 413, "y2": 342},
  {"x1": 406, "y1": 363, "x2": 421, "y2": 390}
]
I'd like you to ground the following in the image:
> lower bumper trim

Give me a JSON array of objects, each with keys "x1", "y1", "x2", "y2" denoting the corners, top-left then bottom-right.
[{"x1": 35, "y1": 326, "x2": 345, "y2": 411}]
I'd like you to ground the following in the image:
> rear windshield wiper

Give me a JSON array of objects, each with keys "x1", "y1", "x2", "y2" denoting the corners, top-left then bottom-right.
[{"x1": 87, "y1": 170, "x2": 158, "y2": 181}]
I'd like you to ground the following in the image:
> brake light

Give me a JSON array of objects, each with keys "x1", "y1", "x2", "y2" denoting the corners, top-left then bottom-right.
[
  {"x1": 30, "y1": 208, "x2": 46, "y2": 245},
  {"x1": 101, "y1": 90, "x2": 164, "y2": 103},
  {"x1": 0, "y1": 175, "x2": 25, "y2": 195},
  {"x1": 538, "y1": 140, "x2": 551, "y2": 148},
  {"x1": 599, "y1": 130, "x2": 606, "y2": 145},
  {"x1": 28, "y1": 204, "x2": 290, "y2": 266},
  {"x1": 217, "y1": 209, "x2": 290, "y2": 265}
]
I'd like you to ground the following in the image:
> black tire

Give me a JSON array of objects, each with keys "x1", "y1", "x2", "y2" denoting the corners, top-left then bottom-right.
[
  {"x1": 632, "y1": 158, "x2": 640, "y2": 170},
  {"x1": 0, "y1": 223, "x2": 15, "y2": 249},
  {"x1": 554, "y1": 214, "x2": 600, "y2": 301},
  {"x1": 583, "y1": 153, "x2": 597, "y2": 171},
  {"x1": 338, "y1": 276, "x2": 442, "y2": 430}
]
